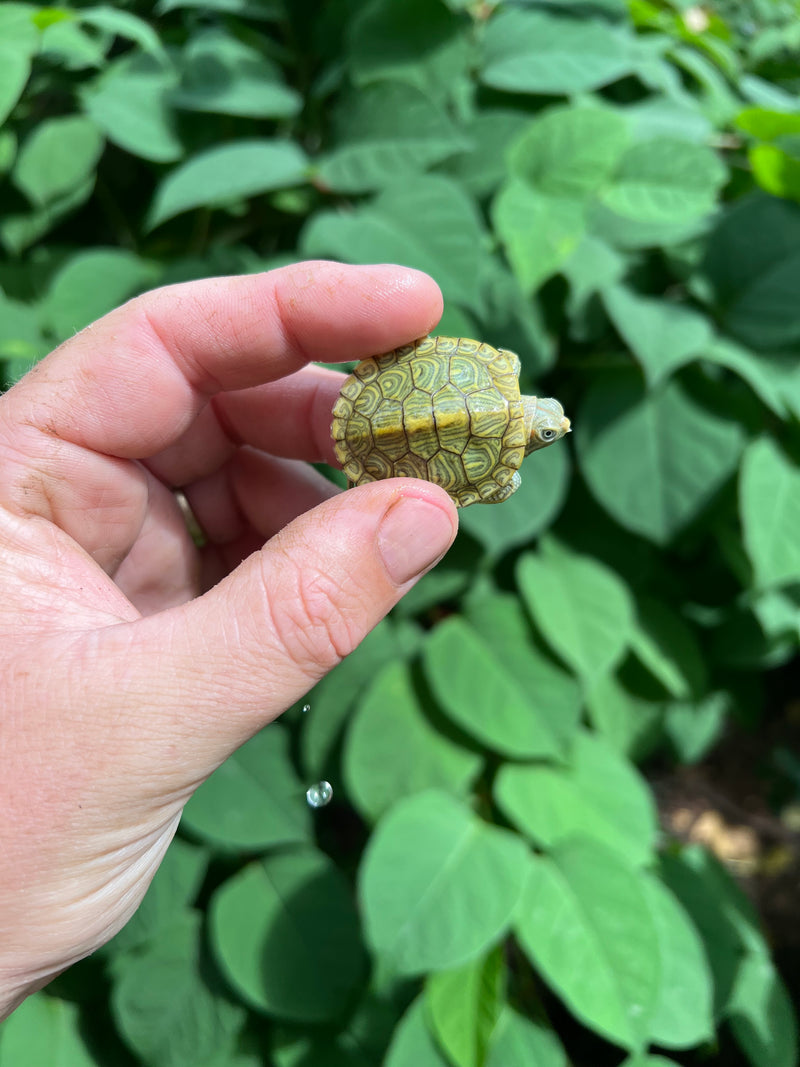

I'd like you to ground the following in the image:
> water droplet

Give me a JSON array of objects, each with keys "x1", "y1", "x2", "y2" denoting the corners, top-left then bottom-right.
[
  {"x1": 301, "y1": 703, "x2": 311, "y2": 714},
  {"x1": 306, "y1": 781, "x2": 333, "y2": 809}
]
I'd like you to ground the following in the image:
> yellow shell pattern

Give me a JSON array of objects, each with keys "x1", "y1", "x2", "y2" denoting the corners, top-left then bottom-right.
[{"x1": 331, "y1": 336, "x2": 526, "y2": 507}]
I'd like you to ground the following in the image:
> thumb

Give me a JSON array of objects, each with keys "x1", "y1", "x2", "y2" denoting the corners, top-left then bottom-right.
[{"x1": 117, "y1": 480, "x2": 457, "y2": 776}]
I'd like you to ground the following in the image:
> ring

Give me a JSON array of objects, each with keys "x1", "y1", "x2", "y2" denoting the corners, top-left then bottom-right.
[{"x1": 174, "y1": 489, "x2": 207, "y2": 547}]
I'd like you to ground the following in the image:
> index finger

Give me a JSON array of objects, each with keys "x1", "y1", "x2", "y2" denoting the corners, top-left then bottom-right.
[{"x1": 1, "y1": 262, "x2": 443, "y2": 461}]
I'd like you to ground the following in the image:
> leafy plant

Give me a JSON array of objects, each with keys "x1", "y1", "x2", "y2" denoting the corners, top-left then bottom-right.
[{"x1": 0, "y1": 1, "x2": 799, "y2": 1065}]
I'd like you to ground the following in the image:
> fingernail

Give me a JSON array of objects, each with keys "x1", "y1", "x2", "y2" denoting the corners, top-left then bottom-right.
[{"x1": 378, "y1": 495, "x2": 456, "y2": 585}]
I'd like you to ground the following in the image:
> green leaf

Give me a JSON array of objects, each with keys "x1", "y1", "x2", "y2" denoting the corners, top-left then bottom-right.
[
  {"x1": 302, "y1": 176, "x2": 486, "y2": 307},
  {"x1": 0, "y1": 130, "x2": 16, "y2": 176},
  {"x1": 80, "y1": 53, "x2": 183, "y2": 164},
  {"x1": 664, "y1": 693, "x2": 729, "y2": 764},
  {"x1": 343, "y1": 660, "x2": 482, "y2": 821},
  {"x1": 473, "y1": 260, "x2": 556, "y2": 378},
  {"x1": 0, "y1": 4, "x2": 39, "y2": 125},
  {"x1": 301, "y1": 618, "x2": 419, "y2": 778},
  {"x1": 425, "y1": 948, "x2": 505, "y2": 1067},
  {"x1": 0, "y1": 288, "x2": 44, "y2": 365},
  {"x1": 736, "y1": 108, "x2": 800, "y2": 141},
  {"x1": 516, "y1": 840, "x2": 661, "y2": 1051},
  {"x1": 508, "y1": 105, "x2": 629, "y2": 199},
  {"x1": 156, "y1": 0, "x2": 282, "y2": 15},
  {"x1": 349, "y1": 0, "x2": 470, "y2": 105},
  {"x1": 585, "y1": 674, "x2": 663, "y2": 759},
  {"x1": 749, "y1": 143, "x2": 800, "y2": 203},
  {"x1": 181, "y1": 724, "x2": 311, "y2": 850},
  {"x1": 0, "y1": 992, "x2": 97, "y2": 1067},
  {"x1": 316, "y1": 81, "x2": 468, "y2": 194},
  {"x1": 631, "y1": 597, "x2": 707, "y2": 700},
  {"x1": 172, "y1": 29, "x2": 301, "y2": 118},
  {"x1": 643, "y1": 876, "x2": 714, "y2": 1048},
  {"x1": 701, "y1": 192, "x2": 800, "y2": 349},
  {"x1": 439, "y1": 110, "x2": 529, "y2": 199},
  {"x1": 698, "y1": 335, "x2": 794, "y2": 418},
  {"x1": 0, "y1": 4, "x2": 38, "y2": 54},
  {"x1": 727, "y1": 954, "x2": 798, "y2": 1067},
  {"x1": 424, "y1": 616, "x2": 566, "y2": 760},
  {"x1": 481, "y1": 9, "x2": 634, "y2": 94},
  {"x1": 42, "y1": 248, "x2": 158, "y2": 342},
  {"x1": 13, "y1": 116, "x2": 104, "y2": 207},
  {"x1": 111, "y1": 911, "x2": 246, "y2": 1067},
  {"x1": 78, "y1": 6, "x2": 167, "y2": 57},
  {"x1": 577, "y1": 375, "x2": 745, "y2": 544},
  {"x1": 0, "y1": 49, "x2": 32, "y2": 128},
  {"x1": 464, "y1": 593, "x2": 582, "y2": 749},
  {"x1": 602, "y1": 285, "x2": 714, "y2": 386},
  {"x1": 601, "y1": 139, "x2": 726, "y2": 224},
  {"x1": 621, "y1": 1058, "x2": 681, "y2": 1067},
  {"x1": 625, "y1": 96, "x2": 713, "y2": 145},
  {"x1": 517, "y1": 539, "x2": 635, "y2": 685},
  {"x1": 359, "y1": 790, "x2": 528, "y2": 976},
  {"x1": 147, "y1": 140, "x2": 309, "y2": 229},
  {"x1": 485, "y1": 1010, "x2": 567, "y2": 1067},
  {"x1": 740, "y1": 436, "x2": 800, "y2": 589},
  {"x1": 40, "y1": 18, "x2": 107, "y2": 71},
  {"x1": 588, "y1": 197, "x2": 712, "y2": 251},
  {"x1": 494, "y1": 730, "x2": 658, "y2": 866},
  {"x1": 385, "y1": 997, "x2": 450, "y2": 1067},
  {"x1": 492, "y1": 180, "x2": 586, "y2": 293},
  {"x1": 0, "y1": 176, "x2": 94, "y2": 255},
  {"x1": 659, "y1": 846, "x2": 755, "y2": 1013},
  {"x1": 562, "y1": 234, "x2": 627, "y2": 314},
  {"x1": 210, "y1": 849, "x2": 366, "y2": 1021}
]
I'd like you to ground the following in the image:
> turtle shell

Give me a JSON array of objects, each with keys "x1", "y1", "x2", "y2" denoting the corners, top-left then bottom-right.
[{"x1": 331, "y1": 335, "x2": 526, "y2": 507}]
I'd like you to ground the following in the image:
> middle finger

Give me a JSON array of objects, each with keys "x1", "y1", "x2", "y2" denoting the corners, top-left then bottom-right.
[{"x1": 146, "y1": 364, "x2": 345, "y2": 488}]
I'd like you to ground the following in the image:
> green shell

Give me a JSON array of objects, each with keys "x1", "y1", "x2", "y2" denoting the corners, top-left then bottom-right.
[{"x1": 331, "y1": 336, "x2": 526, "y2": 508}]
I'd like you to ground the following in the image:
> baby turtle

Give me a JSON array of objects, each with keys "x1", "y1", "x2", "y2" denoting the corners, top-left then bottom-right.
[{"x1": 331, "y1": 335, "x2": 570, "y2": 508}]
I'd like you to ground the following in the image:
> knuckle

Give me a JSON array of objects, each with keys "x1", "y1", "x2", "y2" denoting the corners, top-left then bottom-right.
[{"x1": 263, "y1": 552, "x2": 362, "y2": 675}]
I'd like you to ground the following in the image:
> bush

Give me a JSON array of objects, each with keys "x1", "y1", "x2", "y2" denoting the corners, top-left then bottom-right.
[{"x1": 0, "y1": 1, "x2": 799, "y2": 1065}]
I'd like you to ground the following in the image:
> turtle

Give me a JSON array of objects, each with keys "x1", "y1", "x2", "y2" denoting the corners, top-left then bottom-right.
[{"x1": 330, "y1": 335, "x2": 570, "y2": 508}]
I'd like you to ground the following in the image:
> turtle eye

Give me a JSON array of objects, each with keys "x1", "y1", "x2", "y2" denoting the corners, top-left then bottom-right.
[{"x1": 540, "y1": 427, "x2": 557, "y2": 441}]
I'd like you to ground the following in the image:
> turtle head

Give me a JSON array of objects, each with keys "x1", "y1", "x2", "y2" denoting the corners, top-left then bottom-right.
[{"x1": 522, "y1": 396, "x2": 570, "y2": 455}]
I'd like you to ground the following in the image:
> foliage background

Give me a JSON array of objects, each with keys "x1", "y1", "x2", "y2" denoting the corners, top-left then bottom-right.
[{"x1": 0, "y1": 0, "x2": 799, "y2": 1064}]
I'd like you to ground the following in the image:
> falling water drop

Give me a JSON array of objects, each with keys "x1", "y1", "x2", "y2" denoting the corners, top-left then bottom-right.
[
  {"x1": 301, "y1": 703, "x2": 311, "y2": 714},
  {"x1": 306, "y1": 780, "x2": 333, "y2": 809}
]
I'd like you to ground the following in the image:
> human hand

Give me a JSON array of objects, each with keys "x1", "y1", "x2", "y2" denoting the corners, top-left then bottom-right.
[{"x1": 0, "y1": 261, "x2": 458, "y2": 1017}]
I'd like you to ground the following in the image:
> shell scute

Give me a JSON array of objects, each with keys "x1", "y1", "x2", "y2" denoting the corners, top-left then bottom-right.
[
  {"x1": 463, "y1": 437, "x2": 499, "y2": 482},
  {"x1": 343, "y1": 413, "x2": 374, "y2": 457},
  {"x1": 339, "y1": 377, "x2": 364, "y2": 402},
  {"x1": 370, "y1": 399, "x2": 408, "y2": 461},
  {"x1": 363, "y1": 451, "x2": 394, "y2": 480},
  {"x1": 378, "y1": 366, "x2": 414, "y2": 401},
  {"x1": 354, "y1": 381, "x2": 383, "y2": 418},
  {"x1": 410, "y1": 354, "x2": 446, "y2": 392},
  {"x1": 449, "y1": 352, "x2": 489, "y2": 393},
  {"x1": 403, "y1": 389, "x2": 440, "y2": 460},
  {"x1": 428, "y1": 450, "x2": 467, "y2": 490},
  {"x1": 354, "y1": 357, "x2": 380, "y2": 383},
  {"x1": 392, "y1": 453, "x2": 429, "y2": 480},
  {"x1": 500, "y1": 445, "x2": 525, "y2": 469}
]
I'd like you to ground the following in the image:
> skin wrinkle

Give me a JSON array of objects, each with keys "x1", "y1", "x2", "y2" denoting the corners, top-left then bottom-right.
[
  {"x1": 253, "y1": 542, "x2": 348, "y2": 676},
  {"x1": 140, "y1": 300, "x2": 229, "y2": 399},
  {"x1": 271, "y1": 270, "x2": 315, "y2": 369}
]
